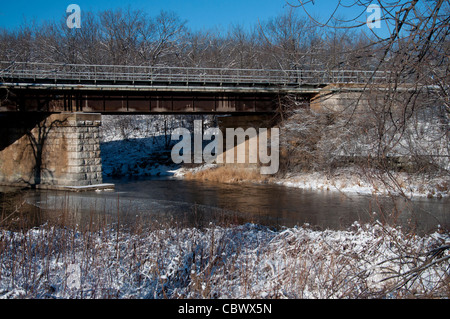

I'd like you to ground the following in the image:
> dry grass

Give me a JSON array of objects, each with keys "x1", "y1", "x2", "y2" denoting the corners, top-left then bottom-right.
[
  {"x1": 0, "y1": 189, "x2": 448, "y2": 299},
  {"x1": 0, "y1": 216, "x2": 448, "y2": 299},
  {"x1": 184, "y1": 165, "x2": 270, "y2": 184}
]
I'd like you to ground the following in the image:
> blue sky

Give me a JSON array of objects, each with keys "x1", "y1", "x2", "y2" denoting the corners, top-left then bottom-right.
[
  {"x1": 0, "y1": 0, "x2": 377, "y2": 32},
  {"x1": 0, "y1": 0, "x2": 284, "y2": 31}
]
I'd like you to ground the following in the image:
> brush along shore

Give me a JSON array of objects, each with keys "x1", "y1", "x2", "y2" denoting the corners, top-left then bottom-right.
[
  {"x1": 0, "y1": 220, "x2": 448, "y2": 299},
  {"x1": 174, "y1": 164, "x2": 449, "y2": 199}
]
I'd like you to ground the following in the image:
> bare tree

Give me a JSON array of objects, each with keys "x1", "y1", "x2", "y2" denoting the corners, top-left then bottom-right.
[
  {"x1": 286, "y1": 0, "x2": 449, "y2": 187},
  {"x1": 227, "y1": 24, "x2": 260, "y2": 69},
  {"x1": 257, "y1": 8, "x2": 317, "y2": 70},
  {"x1": 99, "y1": 8, "x2": 149, "y2": 65}
]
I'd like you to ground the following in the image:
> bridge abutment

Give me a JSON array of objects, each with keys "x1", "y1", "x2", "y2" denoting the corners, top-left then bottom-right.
[
  {"x1": 217, "y1": 115, "x2": 279, "y2": 173},
  {"x1": 0, "y1": 113, "x2": 111, "y2": 190},
  {"x1": 310, "y1": 84, "x2": 370, "y2": 113}
]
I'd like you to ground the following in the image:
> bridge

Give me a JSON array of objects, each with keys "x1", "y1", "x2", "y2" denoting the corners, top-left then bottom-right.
[
  {"x1": 0, "y1": 61, "x2": 387, "y2": 113},
  {"x1": 0, "y1": 61, "x2": 386, "y2": 190}
]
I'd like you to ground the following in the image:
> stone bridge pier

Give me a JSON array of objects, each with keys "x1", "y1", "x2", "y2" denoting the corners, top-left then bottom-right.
[{"x1": 0, "y1": 113, "x2": 113, "y2": 190}]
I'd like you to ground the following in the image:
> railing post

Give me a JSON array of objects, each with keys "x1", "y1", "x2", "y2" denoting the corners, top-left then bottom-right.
[{"x1": 186, "y1": 67, "x2": 189, "y2": 85}]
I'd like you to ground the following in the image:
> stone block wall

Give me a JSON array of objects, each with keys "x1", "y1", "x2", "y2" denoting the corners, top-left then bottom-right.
[
  {"x1": 310, "y1": 84, "x2": 370, "y2": 113},
  {"x1": 0, "y1": 113, "x2": 103, "y2": 187}
]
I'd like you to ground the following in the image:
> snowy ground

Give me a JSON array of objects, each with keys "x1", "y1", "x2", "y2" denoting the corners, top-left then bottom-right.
[
  {"x1": 0, "y1": 222, "x2": 448, "y2": 299},
  {"x1": 101, "y1": 137, "x2": 180, "y2": 178},
  {"x1": 274, "y1": 169, "x2": 450, "y2": 199}
]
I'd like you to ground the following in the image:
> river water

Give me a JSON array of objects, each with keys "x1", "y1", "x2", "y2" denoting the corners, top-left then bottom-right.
[{"x1": 2, "y1": 176, "x2": 448, "y2": 234}]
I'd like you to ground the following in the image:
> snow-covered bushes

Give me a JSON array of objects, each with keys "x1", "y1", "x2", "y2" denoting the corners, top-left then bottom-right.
[
  {"x1": 1, "y1": 221, "x2": 448, "y2": 299},
  {"x1": 278, "y1": 97, "x2": 449, "y2": 198}
]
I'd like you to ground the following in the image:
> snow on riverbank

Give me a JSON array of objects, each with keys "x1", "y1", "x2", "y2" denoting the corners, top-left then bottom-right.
[
  {"x1": 99, "y1": 115, "x2": 448, "y2": 198},
  {"x1": 172, "y1": 164, "x2": 450, "y2": 199},
  {"x1": 275, "y1": 168, "x2": 450, "y2": 199},
  {"x1": 0, "y1": 222, "x2": 448, "y2": 299}
]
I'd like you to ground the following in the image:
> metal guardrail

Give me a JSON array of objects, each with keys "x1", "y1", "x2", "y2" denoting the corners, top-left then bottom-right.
[{"x1": 0, "y1": 61, "x2": 389, "y2": 86}]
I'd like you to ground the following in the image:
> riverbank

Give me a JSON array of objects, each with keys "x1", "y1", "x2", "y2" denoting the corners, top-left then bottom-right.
[
  {"x1": 99, "y1": 118, "x2": 449, "y2": 200},
  {"x1": 100, "y1": 137, "x2": 449, "y2": 198},
  {"x1": 172, "y1": 164, "x2": 450, "y2": 199},
  {"x1": 1, "y1": 134, "x2": 447, "y2": 299},
  {"x1": 0, "y1": 221, "x2": 448, "y2": 299}
]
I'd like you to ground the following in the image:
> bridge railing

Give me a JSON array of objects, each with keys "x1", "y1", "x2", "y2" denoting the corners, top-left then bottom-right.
[{"x1": 0, "y1": 61, "x2": 390, "y2": 85}]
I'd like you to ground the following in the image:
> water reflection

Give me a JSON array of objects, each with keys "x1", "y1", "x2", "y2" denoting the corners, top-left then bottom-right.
[{"x1": 1, "y1": 177, "x2": 449, "y2": 234}]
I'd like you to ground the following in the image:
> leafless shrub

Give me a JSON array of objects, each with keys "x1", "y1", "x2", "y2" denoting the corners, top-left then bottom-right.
[
  {"x1": 1, "y1": 214, "x2": 448, "y2": 299},
  {"x1": 283, "y1": 0, "x2": 449, "y2": 193}
]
